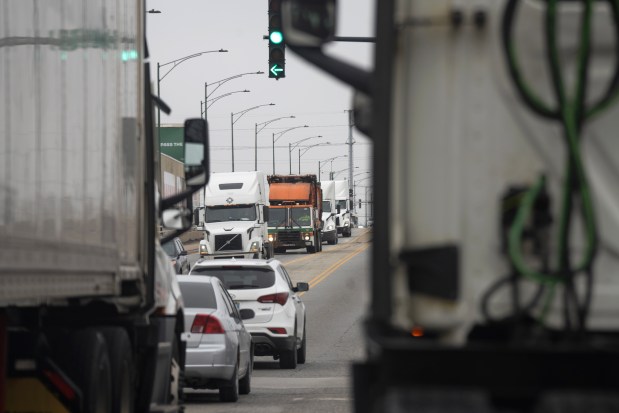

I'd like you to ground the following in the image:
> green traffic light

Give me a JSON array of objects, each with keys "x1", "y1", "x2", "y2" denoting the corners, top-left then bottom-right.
[{"x1": 269, "y1": 31, "x2": 284, "y2": 45}]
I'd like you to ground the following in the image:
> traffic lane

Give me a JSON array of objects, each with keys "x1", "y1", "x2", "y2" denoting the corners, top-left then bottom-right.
[
  {"x1": 184, "y1": 239, "x2": 370, "y2": 413},
  {"x1": 274, "y1": 228, "x2": 364, "y2": 264}
]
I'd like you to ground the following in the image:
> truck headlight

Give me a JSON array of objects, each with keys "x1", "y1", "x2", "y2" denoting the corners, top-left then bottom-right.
[
  {"x1": 199, "y1": 244, "x2": 208, "y2": 256},
  {"x1": 268, "y1": 234, "x2": 275, "y2": 242},
  {"x1": 327, "y1": 225, "x2": 334, "y2": 231},
  {"x1": 303, "y1": 233, "x2": 312, "y2": 241},
  {"x1": 249, "y1": 241, "x2": 260, "y2": 253}
]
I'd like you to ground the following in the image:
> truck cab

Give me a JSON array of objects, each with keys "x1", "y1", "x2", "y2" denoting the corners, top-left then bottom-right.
[
  {"x1": 199, "y1": 172, "x2": 273, "y2": 259},
  {"x1": 320, "y1": 180, "x2": 338, "y2": 245}
]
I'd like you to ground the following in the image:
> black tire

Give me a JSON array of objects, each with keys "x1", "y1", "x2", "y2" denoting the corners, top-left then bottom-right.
[
  {"x1": 219, "y1": 361, "x2": 239, "y2": 402},
  {"x1": 297, "y1": 323, "x2": 307, "y2": 365},
  {"x1": 100, "y1": 328, "x2": 134, "y2": 413},
  {"x1": 327, "y1": 234, "x2": 336, "y2": 245},
  {"x1": 344, "y1": 227, "x2": 352, "y2": 237},
  {"x1": 168, "y1": 332, "x2": 184, "y2": 407},
  {"x1": 239, "y1": 351, "x2": 252, "y2": 395},
  {"x1": 69, "y1": 329, "x2": 113, "y2": 413},
  {"x1": 279, "y1": 348, "x2": 298, "y2": 369},
  {"x1": 306, "y1": 245, "x2": 316, "y2": 253}
]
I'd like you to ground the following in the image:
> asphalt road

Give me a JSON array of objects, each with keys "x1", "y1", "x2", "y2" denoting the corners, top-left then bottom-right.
[{"x1": 185, "y1": 228, "x2": 371, "y2": 413}]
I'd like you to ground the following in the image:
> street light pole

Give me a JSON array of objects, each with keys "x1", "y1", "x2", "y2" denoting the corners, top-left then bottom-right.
[
  {"x1": 157, "y1": 49, "x2": 228, "y2": 143},
  {"x1": 272, "y1": 125, "x2": 309, "y2": 174},
  {"x1": 204, "y1": 71, "x2": 263, "y2": 122},
  {"x1": 288, "y1": 135, "x2": 322, "y2": 174},
  {"x1": 298, "y1": 143, "x2": 331, "y2": 174},
  {"x1": 231, "y1": 103, "x2": 276, "y2": 171},
  {"x1": 255, "y1": 116, "x2": 295, "y2": 171}
]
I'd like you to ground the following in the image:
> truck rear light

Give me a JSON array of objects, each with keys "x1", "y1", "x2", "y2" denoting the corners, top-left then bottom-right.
[
  {"x1": 190, "y1": 314, "x2": 224, "y2": 334},
  {"x1": 258, "y1": 292, "x2": 289, "y2": 306},
  {"x1": 267, "y1": 328, "x2": 287, "y2": 335}
]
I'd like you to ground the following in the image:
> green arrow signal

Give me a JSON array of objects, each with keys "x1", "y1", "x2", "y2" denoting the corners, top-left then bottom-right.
[{"x1": 270, "y1": 64, "x2": 284, "y2": 77}]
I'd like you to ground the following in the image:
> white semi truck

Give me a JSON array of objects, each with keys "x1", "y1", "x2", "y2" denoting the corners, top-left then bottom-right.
[
  {"x1": 0, "y1": 2, "x2": 208, "y2": 411},
  {"x1": 333, "y1": 180, "x2": 352, "y2": 237},
  {"x1": 199, "y1": 171, "x2": 273, "y2": 259},
  {"x1": 283, "y1": 0, "x2": 619, "y2": 411},
  {"x1": 320, "y1": 180, "x2": 338, "y2": 245}
]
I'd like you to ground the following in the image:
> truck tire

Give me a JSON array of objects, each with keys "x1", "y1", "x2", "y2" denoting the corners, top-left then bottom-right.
[
  {"x1": 306, "y1": 245, "x2": 316, "y2": 253},
  {"x1": 100, "y1": 328, "x2": 134, "y2": 413},
  {"x1": 344, "y1": 227, "x2": 352, "y2": 237},
  {"x1": 68, "y1": 329, "x2": 113, "y2": 413}
]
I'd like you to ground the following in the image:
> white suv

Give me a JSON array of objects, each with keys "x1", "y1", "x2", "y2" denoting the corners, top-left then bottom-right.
[{"x1": 189, "y1": 259, "x2": 309, "y2": 369}]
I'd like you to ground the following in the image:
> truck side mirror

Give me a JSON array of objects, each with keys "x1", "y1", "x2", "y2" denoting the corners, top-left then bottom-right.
[
  {"x1": 281, "y1": 0, "x2": 336, "y2": 47},
  {"x1": 263, "y1": 205, "x2": 270, "y2": 222},
  {"x1": 183, "y1": 118, "x2": 209, "y2": 187},
  {"x1": 162, "y1": 209, "x2": 192, "y2": 231},
  {"x1": 337, "y1": 205, "x2": 341, "y2": 214}
]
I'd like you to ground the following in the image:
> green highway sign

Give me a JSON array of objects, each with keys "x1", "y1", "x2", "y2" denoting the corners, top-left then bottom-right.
[{"x1": 270, "y1": 64, "x2": 284, "y2": 77}]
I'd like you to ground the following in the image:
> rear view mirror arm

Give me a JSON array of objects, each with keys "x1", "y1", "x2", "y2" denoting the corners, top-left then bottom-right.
[{"x1": 289, "y1": 46, "x2": 372, "y2": 95}]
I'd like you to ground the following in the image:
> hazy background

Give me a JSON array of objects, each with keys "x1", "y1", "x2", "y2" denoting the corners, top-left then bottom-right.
[{"x1": 146, "y1": 0, "x2": 374, "y2": 191}]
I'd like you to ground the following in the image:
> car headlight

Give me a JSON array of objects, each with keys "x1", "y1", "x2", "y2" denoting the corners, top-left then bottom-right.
[
  {"x1": 268, "y1": 234, "x2": 275, "y2": 242},
  {"x1": 249, "y1": 241, "x2": 260, "y2": 253}
]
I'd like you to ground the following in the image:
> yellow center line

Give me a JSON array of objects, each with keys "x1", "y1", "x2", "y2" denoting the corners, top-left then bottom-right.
[
  {"x1": 299, "y1": 243, "x2": 370, "y2": 296},
  {"x1": 283, "y1": 229, "x2": 371, "y2": 267}
]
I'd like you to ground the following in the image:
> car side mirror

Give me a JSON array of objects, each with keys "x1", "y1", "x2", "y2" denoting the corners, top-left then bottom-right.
[
  {"x1": 184, "y1": 118, "x2": 209, "y2": 187},
  {"x1": 239, "y1": 309, "x2": 255, "y2": 320},
  {"x1": 294, "y1": 282, "x2": 309, "y2": 293}
]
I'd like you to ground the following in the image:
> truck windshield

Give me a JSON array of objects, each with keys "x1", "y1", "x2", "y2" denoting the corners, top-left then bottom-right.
[
  {"x1": 337, "y1": 200, "x2": 347, "y2": 210},
  {"x1": 323, "y1": 201, "x2": 332, "y2": 212},
  {"x1": 205, "y1": 205, "x2": 257, "y2": 222},
  {"x1": 268, "y1": 208, "x2": 286, "y2": 227},
  {"x1": 291, "y1": 207, "x2": 311, "y2": 227}
]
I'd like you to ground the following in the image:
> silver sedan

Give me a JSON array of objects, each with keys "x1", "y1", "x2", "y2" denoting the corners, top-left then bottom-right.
[{"x1": 177, "y1": 275, "x2": 254, "y2": 402}]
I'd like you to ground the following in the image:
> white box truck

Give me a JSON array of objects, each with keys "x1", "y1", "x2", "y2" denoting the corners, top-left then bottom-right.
[
  {"x1": 0, "y1": 3, "x2": 209, "y2": 411},
  {"x1": 320, "y1": 180, "x2": 338, "y2": 245},
  {"x1": 283, "y1": 0, "x2": 619, "y2": 411},
  {"x1": 199, "y1": 171, "x2": 273, "y2": 259}
]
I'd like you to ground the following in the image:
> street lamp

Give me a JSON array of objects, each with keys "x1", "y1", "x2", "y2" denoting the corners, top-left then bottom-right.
[
  {"x1": 255, "y1": 116, "x2": 295, "y2": 171},
  {"x1": 231, "y1": 103, "x2": 275, "y2": 171},
  {"x1": 332, "y1": 166, "x2": 359, "y2": 179},
  {"x1": 201, "y1": 89, "x2": 250, "y2": 117},
  {"x1": 299, "y1": 142, "x2": 331, "y2": 174},
  {"x1": 318, "y1": 155, "x2": 347, "y2": 181},
  {"x1": 288, "y1": 135, "x2": 322, "y2": 174},
  {"x1": 272, "y1": 125, "x2": 309, "y2": 174},
  {"x1": 157, "y1": 49, "x2": 228, "y2": 142},
  {"x1": 204, "y1": 71, "x2": 263, "y2": 120},
  {"x1": 354, "y1": 171, "x2": 371, "y2": 179}
]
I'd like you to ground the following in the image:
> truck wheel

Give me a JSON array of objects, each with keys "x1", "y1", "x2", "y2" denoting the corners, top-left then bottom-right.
[
  {"x1": 69, "y1": 329, "x2": 113, "y2": 413},
  {"x1": 344, "y1": 227, "x2": 352, "y2": 237},
  {"x1": 101, "y1": 328, "x2": 134, "y2": 413},
  {"x1": 306, "y1": 245, "x2": 316, "y2": 253}
]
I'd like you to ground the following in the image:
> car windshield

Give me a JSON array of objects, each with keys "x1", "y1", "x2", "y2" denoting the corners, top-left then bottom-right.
[
  {"x1": 161, "y1": 241, "x2": 176, "y2": 257},
  {"x1": 178, "y1": 281, "x2": 217, "y2": 309},
  {"x1": 205, "y1": 205, "x2": 257, "y2": 222},
  {"x1": 268, "y1": 208, "x2": 286, "y2": 227},
  {"x1": 323, "y1": 201, "x2": 332, "y2": 212},
  {"x1": 337, "y1": 200, "x2": 347, "y2": 210},
  {"x1": 291, "y1": 208, "x2": 311, "y2": 227},
  {"x1": 191, "y1": 267, "x2": 276, "y2": 289}
]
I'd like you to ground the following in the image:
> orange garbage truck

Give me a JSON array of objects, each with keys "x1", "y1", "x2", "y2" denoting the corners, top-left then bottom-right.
[{"x1": 267, "y1": 175, "x2": 323, "y2": 254}]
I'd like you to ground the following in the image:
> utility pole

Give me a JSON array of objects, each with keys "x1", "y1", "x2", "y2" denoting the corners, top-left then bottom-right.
[{"x1": 346, "y1": 110, "x2": 354, "y2": 212}]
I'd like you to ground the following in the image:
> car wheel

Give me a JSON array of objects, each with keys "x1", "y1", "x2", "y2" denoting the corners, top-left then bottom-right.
[
  {"x1": 297, "y1": 323, "x2": 307, "y2": 365},
  {"x1": 239, "y1": 351, "x2": 252, "y2": 395},
  {"x1": 219, "y1": 360, "x2": 239, "y2": 402}
]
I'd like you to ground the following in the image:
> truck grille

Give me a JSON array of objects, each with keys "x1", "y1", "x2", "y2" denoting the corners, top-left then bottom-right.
[
  {"x1": 215, "y1": 234, "x2": 243, "y2": 251},
  {"x1": 278, "y1": 231, "x2": 301, "y2": 243}
]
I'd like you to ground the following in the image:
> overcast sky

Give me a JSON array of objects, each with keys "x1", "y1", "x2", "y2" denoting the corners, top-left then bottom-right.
[{"x1": 147, "y1": 0, "x2": 374, "y2": 190}]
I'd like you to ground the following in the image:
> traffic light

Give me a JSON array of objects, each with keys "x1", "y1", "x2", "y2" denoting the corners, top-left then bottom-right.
[
  {"x1": 359, "y1": 199, "x2": 362, "y2": 208},
  {"x1": 268, "y1": 0, "x2": 285, "y2": 79}
]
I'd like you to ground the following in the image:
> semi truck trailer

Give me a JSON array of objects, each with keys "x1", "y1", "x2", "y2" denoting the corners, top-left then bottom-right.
[
  {"x1": 0, "y1": 2, "x2": 208, "y2": 411},
  {"x1": 282, "y1": 0, "x2": 619, "y2": 411}
]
